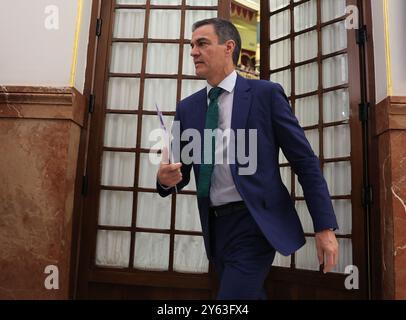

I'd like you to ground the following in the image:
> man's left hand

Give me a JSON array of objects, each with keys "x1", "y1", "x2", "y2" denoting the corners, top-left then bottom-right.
[{"x1": 315, "y1": 229, "x2": 339, "y2": 274}]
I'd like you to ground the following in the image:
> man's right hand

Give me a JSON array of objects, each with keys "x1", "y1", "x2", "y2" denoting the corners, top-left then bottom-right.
[{"x1": 157, "y1": 147, "x2": 182, "y2": 188}]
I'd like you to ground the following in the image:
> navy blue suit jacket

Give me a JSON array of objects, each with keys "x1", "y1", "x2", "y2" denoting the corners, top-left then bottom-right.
[{"x1": 157, "y1": 74, "x2": 339, "y2": 258}]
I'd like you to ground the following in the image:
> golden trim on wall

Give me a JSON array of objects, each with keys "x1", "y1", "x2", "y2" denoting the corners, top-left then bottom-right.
[
  {"x1": 70, "y1": 0, "x2": 84, "y2": 87},
  {"x1": 383, "y1": 0, "x2": 393, "y2": 96}
]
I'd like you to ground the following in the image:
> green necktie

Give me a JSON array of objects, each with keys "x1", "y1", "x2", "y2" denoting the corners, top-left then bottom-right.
[{"x1": 197, "y1": 87, "x2": 223, "y2": 198}]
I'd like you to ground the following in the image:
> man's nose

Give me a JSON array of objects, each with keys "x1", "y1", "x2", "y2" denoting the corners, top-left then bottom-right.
[{"x1": 190, "y1": 46, "x2": 199, "y2": 57}]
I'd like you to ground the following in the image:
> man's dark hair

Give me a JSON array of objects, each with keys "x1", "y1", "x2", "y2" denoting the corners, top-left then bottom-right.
[{"x1": 192, "y1": 18, "x2": 242, "y2": 66}]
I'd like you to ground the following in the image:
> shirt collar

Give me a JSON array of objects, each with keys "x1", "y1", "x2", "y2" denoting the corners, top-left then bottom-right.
[{"x1": 206, "y1": 70, "x2": 237, "y2": 95}]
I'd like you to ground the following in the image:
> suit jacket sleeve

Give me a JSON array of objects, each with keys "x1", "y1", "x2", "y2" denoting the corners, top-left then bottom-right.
[
  {"x1": 156, "y1": 103, "x2": 193, "y2": 197},
  {"x1": 269, "y1": 82, "x2": 339, "y2": 232}
]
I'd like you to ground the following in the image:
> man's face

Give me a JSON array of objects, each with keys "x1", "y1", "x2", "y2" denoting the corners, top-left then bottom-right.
[{"x1": 190, "y1": 24, "x2": 230, "y2": 80}]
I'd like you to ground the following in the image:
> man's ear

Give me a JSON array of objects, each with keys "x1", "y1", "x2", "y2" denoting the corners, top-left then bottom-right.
[{"x1": 225, "y1": 39, "x2": 236, "y2": 57}]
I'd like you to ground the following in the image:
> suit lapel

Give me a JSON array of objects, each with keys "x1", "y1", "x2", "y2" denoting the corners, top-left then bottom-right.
[
  {"x1": 230, "y1": 75, "x2": 252, "y2": 175},
  {"x1": 192, "y1": 88, "x2": 208, "y2": 179},
  {"x1": 231, "y1": 74, "x2": 252, "y2": 131},
  {"x1": 193, "y1": 88, "x2": 208, "y2": 140}
]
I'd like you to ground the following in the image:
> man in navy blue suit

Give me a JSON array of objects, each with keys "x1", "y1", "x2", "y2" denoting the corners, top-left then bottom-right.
[{"x1": 157, "y1": 18, "x2": 339, "y2": 299}]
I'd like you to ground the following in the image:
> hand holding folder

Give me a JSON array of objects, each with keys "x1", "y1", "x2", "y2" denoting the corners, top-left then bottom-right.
[{"x1": 155, "y1": 103, "x2": 182, "y2": 193}]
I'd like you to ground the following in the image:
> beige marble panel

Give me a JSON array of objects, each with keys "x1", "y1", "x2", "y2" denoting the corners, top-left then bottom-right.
[
  {"x1": 376, "y1": 96, "x2": 406, "y2": 299},
  {"x1": 391, "y1": 131, "x2": 406, "y2": 299},
  {"x1": 0, "y1": 86, "x2": 84, "y2": 299}
]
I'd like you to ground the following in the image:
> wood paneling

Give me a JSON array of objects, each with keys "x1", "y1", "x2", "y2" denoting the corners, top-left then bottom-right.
[{"x1": 0, "y1": 86, "x2": 86, "y2": 126}]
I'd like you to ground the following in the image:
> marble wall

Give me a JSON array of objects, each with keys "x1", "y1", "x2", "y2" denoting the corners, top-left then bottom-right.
[
  {"x1": 0, "y1": 86, "x2": 85, "y2": 299},
  {"x1": 375, "y1": 96, "x2": 406, "y2": 299}
]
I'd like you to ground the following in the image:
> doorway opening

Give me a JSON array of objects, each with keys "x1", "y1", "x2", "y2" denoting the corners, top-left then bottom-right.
[{"x1": 231, "y1": 0, "x2": 260, "y2": 78}]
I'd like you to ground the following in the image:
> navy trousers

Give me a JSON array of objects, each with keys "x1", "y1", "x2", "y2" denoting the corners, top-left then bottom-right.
[{"x1": 209, "y1": 204, "x2": 276, "y2": 300}]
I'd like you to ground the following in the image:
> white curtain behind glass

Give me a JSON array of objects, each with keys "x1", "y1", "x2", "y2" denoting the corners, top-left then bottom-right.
[
  {"x1": 269, "y1": 0, "x2": 290, "y2": 12},
  {"x1": 117, "y1": 0, "x2": 147, "y2": 4},
  {"x1": 113, "y1": 9, "x2": 145, "y2": 38},
  {"x1": 96, "y1": 230, "x2": 131, "y2": 268},
  {"x1": 134, "y1": 233, "x2": 170, "y2": 271},
  {"x1": 295, "y1": 31, "x2": 317, "y2": 62},
  {"x1": 149, "y1": 10, "x2": 181, "y2": 39},
  {"x1": 99, "y1": 190, "x2": 133, "y2": 227},
  {"x1": 96, "y1": 5, "x2": 214, "y2": 273},
  {"x1": 270, "y1": 39, "x2": 290, "y2": 70},
  {"x1": 187, "y1": 0, "x2": 218, "y2": 6}
]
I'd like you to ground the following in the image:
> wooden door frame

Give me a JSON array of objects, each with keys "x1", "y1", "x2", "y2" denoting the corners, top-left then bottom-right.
[
  {"x1": 362, "y1": 0, "x2": 383, "y2": 300},
  {"x1": 69, "y1": 0, "x2": 102, "y2": 299},
  {"x1": 71, "y1": 0, "x2": 380, "y2": 299}
]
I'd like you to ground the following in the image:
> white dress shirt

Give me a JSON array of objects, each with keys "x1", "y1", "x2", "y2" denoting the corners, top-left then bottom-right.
[{"x1": 206, "y1": 70, "x2": 243, "y2": 206}]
